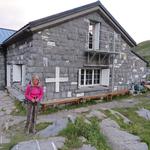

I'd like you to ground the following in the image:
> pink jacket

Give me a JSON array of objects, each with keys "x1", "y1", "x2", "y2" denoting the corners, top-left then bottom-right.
[{"x1": 25, "y1": 84, "x2": 43, "y2": 102}]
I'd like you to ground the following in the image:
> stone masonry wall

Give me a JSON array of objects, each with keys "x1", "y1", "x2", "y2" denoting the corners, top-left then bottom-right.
[
  {"x1": 6, "y1": 37, "x2": 33, "y2": 89},
  {"x1": 113, "y1": 39, "x2": 147, "y2": 90},
  {"x1": 0, "y1": 48, "x2": 5, "y2": 89}
]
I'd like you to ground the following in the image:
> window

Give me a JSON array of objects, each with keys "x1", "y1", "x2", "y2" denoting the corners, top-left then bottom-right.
[
  {"x1": 79, "y1": 68, "x2": 110, "y2": 87},
  {"x1": 94, "y1": 69, "x2": 100, "y2": 84},
  {"x1": 81, "y1": 69, "x2": 84, "y2": 85},
  {"x1": 88, "y1": 22, "x2": 100, "y2": 50},
  {"x1": 86, "y1": 69, "x2": 92, "y2": 85},
  {"x1": 79, "y1": 69, "x2": 101, "y2": 86},
  {"x1": 89, "y1": 24, "x2": 94, "y2": 49}
]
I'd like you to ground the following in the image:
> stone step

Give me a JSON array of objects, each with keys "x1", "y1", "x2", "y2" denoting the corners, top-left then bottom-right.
[
  {"x1": 7, "y1": 87, "x2": 25, "y2": 102},
  {"x1": 0, "y1": 90, "x2": 8, "y2": 99}
]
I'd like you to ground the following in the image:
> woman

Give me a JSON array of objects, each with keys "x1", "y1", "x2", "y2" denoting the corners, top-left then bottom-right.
[{"x1": 24, "y1": 75, "x2": 43, "y2": 134}]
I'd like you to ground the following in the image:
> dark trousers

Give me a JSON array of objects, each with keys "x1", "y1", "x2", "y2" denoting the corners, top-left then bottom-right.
[{"x1": 25, "y1": 101, "x2": 38, "y2": 133}]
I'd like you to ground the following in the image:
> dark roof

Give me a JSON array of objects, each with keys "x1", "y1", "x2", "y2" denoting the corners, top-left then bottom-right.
[
  {"x1": 0, "y1": 28, "x2": 16, "y2": 44},
  {"x1": 3, "y1": 1, "x2": 136, "y2": 47},
  {"x1": 29, "y1": 2, "x2": 100, "y2": 27}
]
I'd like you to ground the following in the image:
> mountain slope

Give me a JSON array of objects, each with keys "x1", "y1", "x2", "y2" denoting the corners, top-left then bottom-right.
[{"x1": 132, "y1": 40, "x2": 150, "y2": 63}]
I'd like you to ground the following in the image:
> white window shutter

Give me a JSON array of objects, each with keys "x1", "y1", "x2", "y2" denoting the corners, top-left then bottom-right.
[
  {"x1": 78, "y1": 69, "x2": 81, "y2": 87},
  {"x1": 22, "y1": 65, "x2": 26, "y2": 86},
  {"x1": 94, "y1": 23, "x2": 100, "y2": 50},
  {"x1": 13, "y1": 65, "x2": 21, "y2": 82},
  {"x1": 7, "y1": 65, "x2": 11, "y2": 87},
  {"x1": 101, "y1": 69, "x2": 110, "y2": 86}
]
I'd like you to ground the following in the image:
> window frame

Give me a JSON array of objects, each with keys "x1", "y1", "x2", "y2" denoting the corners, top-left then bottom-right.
[
  {"x1": 79, "y1": 68, "x2": 101, "y2": 87},
  {"x1": 88, "y1": 21, "x2": 100, "y2": 50}
]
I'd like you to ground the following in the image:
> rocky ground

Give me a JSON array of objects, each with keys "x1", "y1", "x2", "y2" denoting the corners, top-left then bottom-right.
[{"x1": 0, "y1": 90, "x2": 149, "y2": 150}]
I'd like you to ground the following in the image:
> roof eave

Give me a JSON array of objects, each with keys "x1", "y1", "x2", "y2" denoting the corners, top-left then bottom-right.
[
  {"x1": 131, "y1": 50, "x2": 149, "y2": 66},
  {"x1": 2, "y1": 24, "x2": 30, "y2": 46},
  {"x1": 30, "y1": 7, "x2": 100, "y2": 31}
]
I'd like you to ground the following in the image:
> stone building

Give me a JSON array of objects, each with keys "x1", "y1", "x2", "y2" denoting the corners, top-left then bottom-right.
[{"x1": 1, "y1": 1, "x2": 148, "y2": 100}]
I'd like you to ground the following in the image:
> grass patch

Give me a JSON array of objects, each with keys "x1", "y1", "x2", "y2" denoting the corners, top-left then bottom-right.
[
  {"x1": 11, "y1": 100, "x2": 26, "y2": 116},
  {"x1": 60, "y1": 117, "x2": 111, "y2": 150},
  {"x1": 36, "y1": 122, "x2": 52, "y2": 131},
  {"x1": 106, "y1": 98, "x2": 150, "y2": 150},
  {"x1": 0, "y1": 121, "x2": 52, "y2": 150},
  {"x1": 0, "y1": 132, "x2": 34, "y2": 150},
  {"x1": 111, "y1": 94, "x2": 133, "y2": 101}
]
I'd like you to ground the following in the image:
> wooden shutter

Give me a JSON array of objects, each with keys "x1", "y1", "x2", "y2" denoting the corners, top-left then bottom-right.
[
  {"x1": 94, "y1": 23, "x2": 100, "y2": 50},
  {"x1": 7, "y1": 65, "x2": 11, "y2": 87},
  {"x1": 22, "y1": 65, "x2": 26, "y2": 86},
  {"x1": 101, "y1": 69, "x2": 110, "y2": 86},
  {"x1": 13, "y1": 65, "x2": 21, "y2": 82}
]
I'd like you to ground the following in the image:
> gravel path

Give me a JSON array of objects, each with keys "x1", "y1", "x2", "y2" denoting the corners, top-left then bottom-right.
[{"x1": 37, "y1": 98, "x2": 139, "y2": 123}]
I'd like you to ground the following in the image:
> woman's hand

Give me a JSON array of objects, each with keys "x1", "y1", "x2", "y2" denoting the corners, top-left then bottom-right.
[
  {"x1": 31, "y1": 99, "x2": 35, "y2": 103},
  {"x1": 35, "y1": 98, "x2": 39, "y2": 102}
]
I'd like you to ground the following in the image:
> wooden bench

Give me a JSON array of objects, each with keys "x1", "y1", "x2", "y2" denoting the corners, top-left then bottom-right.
[
  {"x1": 41, "y1": 89, "x2": 130, "y2": 111},
  {"x1": 107, "y1": 89, "x2": 130, "y2": 100},
  {"x1": 144, "y1": 84, "x2": 150, "y2": 90}
]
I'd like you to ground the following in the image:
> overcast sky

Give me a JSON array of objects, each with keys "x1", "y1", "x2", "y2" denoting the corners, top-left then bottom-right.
[{"x1": 0, "y1": 0, "x2": 149, "y2": 43}]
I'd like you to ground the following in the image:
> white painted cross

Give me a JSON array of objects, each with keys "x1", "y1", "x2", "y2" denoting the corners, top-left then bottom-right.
[{"x1": 45, "y1": 67, "x2": 68, "y2": 92}]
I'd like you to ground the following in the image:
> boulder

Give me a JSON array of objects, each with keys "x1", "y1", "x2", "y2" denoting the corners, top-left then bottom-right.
[
  {"x1": 67, "y1": 114, "x2": 77, "y2": 123},
  {"x1": 37, "y1": 118, "x2": 68, "y2": 138},
  {"x1": 11, "y1": 136, "x2": 65, "y2": 150},
  {"x1": 79, "y1": 144, "x2": 96, "y2": 150},
  {"x1": 86, "y1": 110, "x2": 106, "y2": 120},
  {"x1": 136, "y1": 108, "x2": 150, "y2": 120},
  {"x1": 100, "y1": 118, "x2": 148, "y2": 150},
  {"x1": 109, "y1": 109, "x2": 132, "y2": 124}
]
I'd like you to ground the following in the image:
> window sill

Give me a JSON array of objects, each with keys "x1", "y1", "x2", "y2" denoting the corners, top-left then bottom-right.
[{"x1": 75, "y1": 85, "x2": 109, "y2": 93}]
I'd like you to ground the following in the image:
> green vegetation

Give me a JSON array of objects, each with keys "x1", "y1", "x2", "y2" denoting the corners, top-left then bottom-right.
[
  {"x1": 60, "y1": 117, "x2": 111, "y2": 150},
  {"x1": 132, "y1": 40, "x2": 150, "y2": 65},
  {"x1": 105, "y1": 96, "x2": 150, "y2": 150},
  {"x1": 133, "y1": 40, "x2": 150, "y2": 53},
  {"x1": 11, "y1": 100, "x2": 27, "y2": 116},
  {"x1": 37, "y1": 122, "x2": 52, "y2": 131},
  {"x1": 1, "y1": 132, "x2": 34, "y2": 150},
  {"x1": 36, "y1": 122, "x2": 52, "y2": 131},
  {"x1": 0, "y1": 121, "x2": 52, "y2": 150}
]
